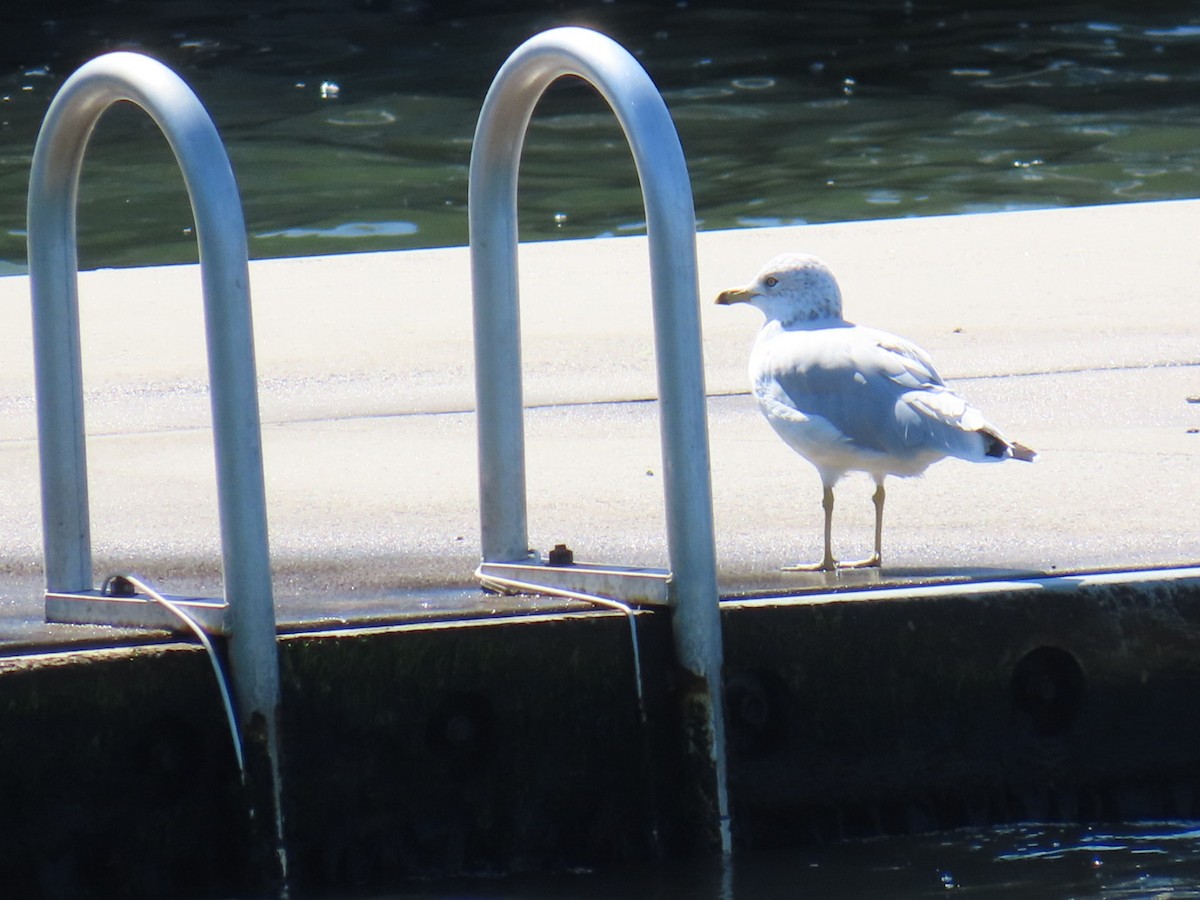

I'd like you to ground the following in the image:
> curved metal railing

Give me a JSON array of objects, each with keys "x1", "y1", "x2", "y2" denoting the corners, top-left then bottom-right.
[
  {"x1": 26, "y1": 51, "x2": 283, "y2": 871},
  {"x1": 468, "y1": 26, "x2": 730, "y2": 852}
]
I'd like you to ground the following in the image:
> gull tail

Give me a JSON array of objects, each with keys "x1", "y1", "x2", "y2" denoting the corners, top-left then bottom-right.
[
  {"x1": 983, "y1": 430, "x2": 1037, "y2": 462},
  {"x1": 905, "y1": 390, "x2": 1037, "y2": 463}
]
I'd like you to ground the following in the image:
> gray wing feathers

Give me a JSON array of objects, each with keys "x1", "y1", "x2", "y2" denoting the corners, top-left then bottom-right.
[{"x1": 765, "y1": 329, "x2": 995, "y2": 462}]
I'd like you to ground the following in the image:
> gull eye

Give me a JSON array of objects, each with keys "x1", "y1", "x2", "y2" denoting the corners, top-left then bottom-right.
[{"x1": 764, "y1": 276, "x2": 779, "y2": 287}]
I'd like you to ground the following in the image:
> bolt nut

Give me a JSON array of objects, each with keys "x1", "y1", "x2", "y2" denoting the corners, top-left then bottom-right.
[{"x1": 547, "y1": 543, "x2": 574, "y2": 566}]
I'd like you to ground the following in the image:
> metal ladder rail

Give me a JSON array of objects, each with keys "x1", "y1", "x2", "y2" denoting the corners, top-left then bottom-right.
[
  {"x1": 27, "y1": 51, "x2": 285, "y2": 882},
  {"x1": 469, "y1": 26, "x2": 730, "y2": 854}
]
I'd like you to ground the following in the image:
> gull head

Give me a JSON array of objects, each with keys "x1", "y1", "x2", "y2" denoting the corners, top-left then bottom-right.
[{"x1": 715, "y1": 252, "x2": 844, "y2": 325}]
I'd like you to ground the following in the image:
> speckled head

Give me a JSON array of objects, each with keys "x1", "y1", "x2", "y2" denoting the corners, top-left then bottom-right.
[{"x1": 715, "y1": 253, "x2": 844, "y2": 325}]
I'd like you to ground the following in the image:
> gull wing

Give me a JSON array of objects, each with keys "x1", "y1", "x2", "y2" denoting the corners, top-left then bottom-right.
[{"x1": 756, "y1": 325, "x2": 991, "y2": 464}]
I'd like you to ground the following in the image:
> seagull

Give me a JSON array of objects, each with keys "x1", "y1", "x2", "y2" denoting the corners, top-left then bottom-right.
[{"x1": 716, "y1": 253, "x2": 1036, "y2": 571}]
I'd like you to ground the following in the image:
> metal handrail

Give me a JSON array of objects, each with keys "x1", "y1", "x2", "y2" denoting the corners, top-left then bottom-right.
[
  {"x1": 26, "y1": 52, "x2": 283, "y2": 873},
  {"x1": 468, "y1": 26, "x2": 729, "y2": 852}
]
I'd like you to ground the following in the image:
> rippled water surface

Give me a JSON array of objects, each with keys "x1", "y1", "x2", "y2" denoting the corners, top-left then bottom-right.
[
  {"x1": 2, "y1": 2, "x2": 1200, "y2": 268},
  {"x1": 378, "y1": 824, "x2": 1200, "y2": 899}
]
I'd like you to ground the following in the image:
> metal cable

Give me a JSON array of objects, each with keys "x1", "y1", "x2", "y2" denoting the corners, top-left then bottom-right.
[{"x1": 111, "y1": 574, "x2": 245, "y2": 775}]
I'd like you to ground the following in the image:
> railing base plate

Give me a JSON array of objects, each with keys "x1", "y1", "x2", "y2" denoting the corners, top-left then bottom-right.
[
  {"x1": 477, "y1": 559, "x2": 671, "y2": 606},
  {"x1": 45, "y1": 590, "x2": 229, "y2": 634}
]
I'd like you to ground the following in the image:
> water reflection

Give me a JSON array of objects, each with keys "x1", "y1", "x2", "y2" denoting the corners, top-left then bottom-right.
[{"x1": 1, "y1": 3, "x2": 1199, "y2": 268}]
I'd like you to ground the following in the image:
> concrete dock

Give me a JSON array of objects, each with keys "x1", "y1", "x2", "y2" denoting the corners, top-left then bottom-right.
[
  {"x1": 1, "y1": 199, "x2": 1197, "y2": 633},
  {"x1": 1, "y1": 200, "x2": 1199, "y2": 895}
]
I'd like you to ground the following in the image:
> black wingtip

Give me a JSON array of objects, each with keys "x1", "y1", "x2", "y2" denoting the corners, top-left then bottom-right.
[
  {"x1": 1009, "y1": 441, "x2": 1038, "y2": 462},
  {"x1": 984, "y1": 432, "x2": 1037, "y2": 462}
]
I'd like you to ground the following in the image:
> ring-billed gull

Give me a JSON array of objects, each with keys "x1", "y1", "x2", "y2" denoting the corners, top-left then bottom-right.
[{"x1": 716, "y1": 253, "x2": 1036, "y2": 571}]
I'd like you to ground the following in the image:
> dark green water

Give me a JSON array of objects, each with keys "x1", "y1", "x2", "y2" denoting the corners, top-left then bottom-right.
[{"x1": 2, "y1": 2, "x2": 1200, "y2": 269}]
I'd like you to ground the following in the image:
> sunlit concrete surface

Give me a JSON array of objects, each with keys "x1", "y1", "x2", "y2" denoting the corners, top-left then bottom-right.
[{"x1": 1, "y1": 199, "x2": 1197, "y2": 645}]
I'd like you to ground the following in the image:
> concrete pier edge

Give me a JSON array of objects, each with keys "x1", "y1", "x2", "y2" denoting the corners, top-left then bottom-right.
[{"x1": 0, "y1": 199, "x2": 1198, "y2": 894}]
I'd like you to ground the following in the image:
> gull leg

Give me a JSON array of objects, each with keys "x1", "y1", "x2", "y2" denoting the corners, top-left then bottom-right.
[
  {"x1": 782, "y1": 484, "x2": 838, "y2": 572},
  {"x1": 822, "y1": 484, "x2": 837, "y2": 570},
  {"x1": 840, "y1": 480, "x2": 884, "y2": 569},
  {"x1": 873, "y1": 480, "x2": 885, "y2": 565}
]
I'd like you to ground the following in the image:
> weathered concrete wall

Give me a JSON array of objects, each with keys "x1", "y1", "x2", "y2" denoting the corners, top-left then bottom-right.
[
  {"x1": 0, "y1": 610, "x2": 684, "y2": 897},
  {"x1": 0, "y1": 645, "x2": 266, "y2": 898},
  {"x1": 722, "y1": 574, "x2": 1200, "y2": 848},
  {"x1": 277, "y1": 610, "x2": 683, "y2": 894},
  {"x1": 2, "y1": 574, "x2": 1200, "y2": 896}
]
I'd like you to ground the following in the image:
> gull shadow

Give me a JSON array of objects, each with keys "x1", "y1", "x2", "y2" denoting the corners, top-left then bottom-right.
[{"x1": 718, "y1": 564, "x2": 1050, "y2": 601}]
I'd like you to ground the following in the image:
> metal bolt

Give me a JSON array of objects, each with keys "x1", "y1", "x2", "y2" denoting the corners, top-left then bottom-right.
[
  {"x1": 102, "y1": 574, "x2": 136, "y2": 597},
  {"x1": 547, "y1": 543, "x2": 574, "y2": 566}
]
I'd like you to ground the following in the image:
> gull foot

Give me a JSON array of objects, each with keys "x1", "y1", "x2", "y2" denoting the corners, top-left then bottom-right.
[
  {"x1": 838, "y1": 553, "x2": 881, "y2": 570},
  {"x1": 781, "y1": 557, "x2": 837, "y2": 573},
  {"x1": 780, "y1": 554, "x2": 880, "y2": 573}
]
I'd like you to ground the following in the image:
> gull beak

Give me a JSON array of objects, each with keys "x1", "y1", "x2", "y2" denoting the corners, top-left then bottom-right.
[{"x1": 715, "y1": 285, "x2": 753, "y2": 305}]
